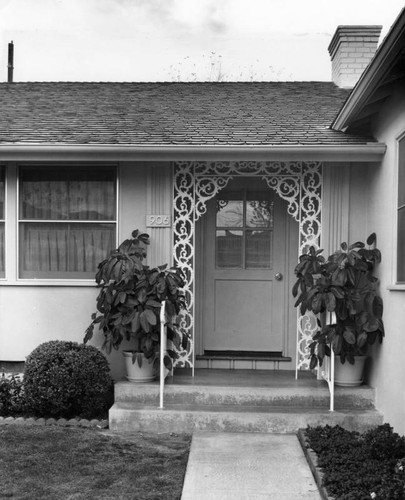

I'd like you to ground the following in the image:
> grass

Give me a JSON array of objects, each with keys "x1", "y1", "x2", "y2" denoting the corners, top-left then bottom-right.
[{"x1": 0, "y1": 424, "x2": 191, "y2": 499}]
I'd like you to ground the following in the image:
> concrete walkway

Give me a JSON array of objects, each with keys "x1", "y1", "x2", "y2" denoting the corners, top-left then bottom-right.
[{"x1": 181, "y1": 432, "x2": 321, "y2": 500}]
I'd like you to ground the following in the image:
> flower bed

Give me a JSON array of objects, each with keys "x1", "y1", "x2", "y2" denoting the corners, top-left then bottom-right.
[{"x1": 300, "y1": 424, "x2": 405, "y2": 500}]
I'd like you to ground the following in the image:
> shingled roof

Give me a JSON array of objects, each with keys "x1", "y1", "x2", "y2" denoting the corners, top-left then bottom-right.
[{"x1": 0, "y1": 81, "x2": 375, "y2": 146}]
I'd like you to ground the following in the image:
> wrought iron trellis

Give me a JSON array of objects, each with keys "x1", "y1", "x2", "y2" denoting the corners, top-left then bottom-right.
[{"x1": 173, "y1": 161, "x2": 322, "y2": 371}]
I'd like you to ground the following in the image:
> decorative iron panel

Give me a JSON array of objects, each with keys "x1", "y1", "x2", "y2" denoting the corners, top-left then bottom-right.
[{"x1": 173, "y1": 161, "x2": 322, "y2": 370}]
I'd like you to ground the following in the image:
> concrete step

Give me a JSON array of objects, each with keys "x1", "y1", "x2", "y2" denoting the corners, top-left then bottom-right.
[
  {"x1": 114, "y1": 380, "x2": 376, "y2": 410},
  {"x1": 109, "y1": 402, "x2": 383, "y2": 434},
  {"x1": 110, "y1": 370, "x2": 380, "y2": 434}
]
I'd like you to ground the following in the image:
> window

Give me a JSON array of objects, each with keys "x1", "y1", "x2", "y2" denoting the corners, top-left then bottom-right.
[
  {"x1": 19, "y1": 165, "x2": 117, "y2": 279},
  {"x1": 0, "y1": 166, "x2": 5, "y2": 278},
  {"x1": 215, "y1": 189, "x2": 274, "y2": 269},
  {"x1": 397, "y1": 136, "x2": 405, "y2": 282}
]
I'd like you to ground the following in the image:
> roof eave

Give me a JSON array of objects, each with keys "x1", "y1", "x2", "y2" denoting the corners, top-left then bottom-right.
[
  {"x1": 0, "y1": 144, "x2": 386, "y2": 163},
  {"x1": 332, "y1": 8, "x2": 405, "y2": 131}
]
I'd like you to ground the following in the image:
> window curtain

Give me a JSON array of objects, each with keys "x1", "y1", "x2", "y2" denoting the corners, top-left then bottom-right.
[
  {"x1": 20, "y1": 167, "x2": 116, "y2": 221},
  {"x1": 19, "y1": 166, "x2": 116, "y2": 279},
  {"x1": 20, "y1": 223, "x2": 115, "y2": 278},
  {"x1": 0, "y1": 223, "x2": 4, "y2": 278}
]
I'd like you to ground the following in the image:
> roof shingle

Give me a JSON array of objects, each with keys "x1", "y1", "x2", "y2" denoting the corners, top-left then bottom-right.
[{"x1": 0, "y1": 82, "x2": 375, "y2": 146}]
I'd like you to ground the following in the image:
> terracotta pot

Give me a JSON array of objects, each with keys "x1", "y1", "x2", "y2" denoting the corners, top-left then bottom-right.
[
  {"x1": 334, "y1": 355, "x2": 367, "y2": 387},
  {"x1": 123, "y1": 351, "x2": 156, "y2": 383}
]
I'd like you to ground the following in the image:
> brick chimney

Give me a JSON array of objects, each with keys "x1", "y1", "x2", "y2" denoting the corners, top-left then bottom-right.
[{"x1": 328, "y1": 25, "x2": 382, "y2": 88}]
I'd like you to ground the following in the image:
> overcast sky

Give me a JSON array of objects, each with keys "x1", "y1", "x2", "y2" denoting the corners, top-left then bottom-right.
[{"x1": 0, "y1": 0, "x2": 404, "y2": 82}]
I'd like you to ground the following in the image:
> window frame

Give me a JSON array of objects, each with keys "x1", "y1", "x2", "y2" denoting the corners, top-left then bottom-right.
[
  {"x1": 0, "y1": 165, "x2": 6, "y2": 280},
  {"x1": 15, "y1": 163, "x2": 119, "y2": 285},
  {"x1": 396, "y1": 134, "x2": 405, "y2": 285}
]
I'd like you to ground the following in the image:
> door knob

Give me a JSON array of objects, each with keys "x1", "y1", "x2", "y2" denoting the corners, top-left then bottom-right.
[{"x1": 275, "y1": 272, "x2": 283, "y2": 281}]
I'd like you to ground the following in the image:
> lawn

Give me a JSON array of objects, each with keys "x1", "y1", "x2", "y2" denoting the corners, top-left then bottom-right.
[{"x1": 0, "y1": 424, "x2": 191, "y2": 499}]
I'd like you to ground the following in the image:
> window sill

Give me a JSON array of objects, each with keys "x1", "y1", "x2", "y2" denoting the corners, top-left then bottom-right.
[
  {"x1": 387, "y1": 284, "x2": 405, "y2": 292},
  {"x1": 0, "y1": 279, "x2": 97, "y2": 287}
]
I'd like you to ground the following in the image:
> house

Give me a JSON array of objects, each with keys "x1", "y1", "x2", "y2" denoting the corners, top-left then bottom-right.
[{"x1": 0, "y1": 8, "x2": 404, "y2": 433}]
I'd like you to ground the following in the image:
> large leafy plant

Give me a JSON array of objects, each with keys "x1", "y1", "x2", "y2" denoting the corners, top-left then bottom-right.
[
  {"x1": 84, "y1": 230, "x2": 188, "y2": 369},
  {"x1": 293, "y1": 233, "x2": 384, "y2": 368}
]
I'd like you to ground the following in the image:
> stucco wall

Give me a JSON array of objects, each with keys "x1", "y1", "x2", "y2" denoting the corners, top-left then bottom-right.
[
  {"x1": 358, "y1": 89, "x2": 405, "y2": 434},
  {"x1": 0, "y1": 286, "x2": 98, "y2": 360}
]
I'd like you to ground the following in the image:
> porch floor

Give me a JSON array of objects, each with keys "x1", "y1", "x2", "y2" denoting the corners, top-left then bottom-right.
[{"x1": 169, "y1": 368, "x2": 324, "y2": 388}]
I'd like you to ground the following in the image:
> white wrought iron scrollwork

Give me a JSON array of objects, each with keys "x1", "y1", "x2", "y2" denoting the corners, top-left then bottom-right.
[
  {"x1": 172, "y1": 164, "x2": 195, "y2": 368},
  {"x1": 195, "y1": 176, "x2": 232, "y2": 220},
  {"x1": 263, "y1": 176, "x2": 300, "y2": 220},
  {"x1": 173, "y1": 161, "x2": 322, "y2": 370},
  {"x1": 299, "y1": 162, "x2": 323, "y2": 253}
]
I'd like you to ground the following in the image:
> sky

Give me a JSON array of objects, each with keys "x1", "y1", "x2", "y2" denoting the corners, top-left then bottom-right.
[{"x1": 0, "y1": 0, "x2": 404, "y2": 82}]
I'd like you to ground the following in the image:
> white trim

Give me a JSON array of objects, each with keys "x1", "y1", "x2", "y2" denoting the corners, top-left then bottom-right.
[
  {"x1": 7, "y1": 163, "x2": 17, "y2": 281},
  {"x1": 0, "y1": 143, "x2": 386, "y2": 162},
  {"x1": 0, "y1": 164, "x2": 5, "y2": 280},
  {"x1": 395, "y1": 132, "x2": 405, "y2": 284},
  {"x1": 0, "y1": 280, "x2": 97, "y2": 287},
  {"x1": 388, "y1": 284, "x2": 405, "y2": 291},
  {"x1": 18, "y1": 219, "x2": 115, "y2": 224},
  {"x1": 116, "y1": 164, "x2": 121, "y2": 249}
]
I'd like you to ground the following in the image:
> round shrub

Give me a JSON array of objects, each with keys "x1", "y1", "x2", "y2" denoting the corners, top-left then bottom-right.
[{"x1": 24, "y1": 341, "x2": 114, "y2": 419}]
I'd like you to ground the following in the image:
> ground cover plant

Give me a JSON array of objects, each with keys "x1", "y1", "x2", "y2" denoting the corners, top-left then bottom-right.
[
  {"x1": 305, "y1": 424, "x2": 405, "y2": 499},
  {"x1": 0, "y1": 425, "x2": 191, "y2": 500}
]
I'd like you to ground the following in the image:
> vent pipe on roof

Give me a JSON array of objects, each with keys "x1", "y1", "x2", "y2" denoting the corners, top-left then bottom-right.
[{"x1": 7, "y1": 41, "x2": 14, "y2": 83}]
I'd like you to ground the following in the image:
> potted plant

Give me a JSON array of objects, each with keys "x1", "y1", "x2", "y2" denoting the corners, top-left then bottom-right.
[
  {"x1": 84, "y1": 229, "x2": 188, "y2": 382},
  {"x1": 292, "y1": 233, "x2": 384, "y2": 386}
]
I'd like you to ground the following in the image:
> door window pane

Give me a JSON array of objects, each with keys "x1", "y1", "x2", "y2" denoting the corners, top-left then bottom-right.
[
  {"x1": 19, "y1": 166, "x2": 116, "y2": 279},
  {"x1": 246, "y1": 200, "x2": 273, "y2": 228},
  {"x1": 246, "y1": 230, "x2": 272, "y2": 269},
  {"x1": 216, "y1": 199, "x2": 243, "y2": 227},
  {"x1": 216, "y1": 230, "x2": 243, "y2": 268},
  {"x1": 215, "y1": 188, "x2": 273, "y2": 269}
]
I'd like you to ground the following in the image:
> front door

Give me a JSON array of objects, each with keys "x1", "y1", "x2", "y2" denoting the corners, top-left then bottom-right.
[{"x1": 202, "y1": 178, "x2": 287, "y2": 354}]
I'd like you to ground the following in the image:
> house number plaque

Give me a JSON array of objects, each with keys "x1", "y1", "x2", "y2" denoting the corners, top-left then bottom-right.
[{"x1": 146, "y1": 215, "x2": 171, "y2": 227}]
